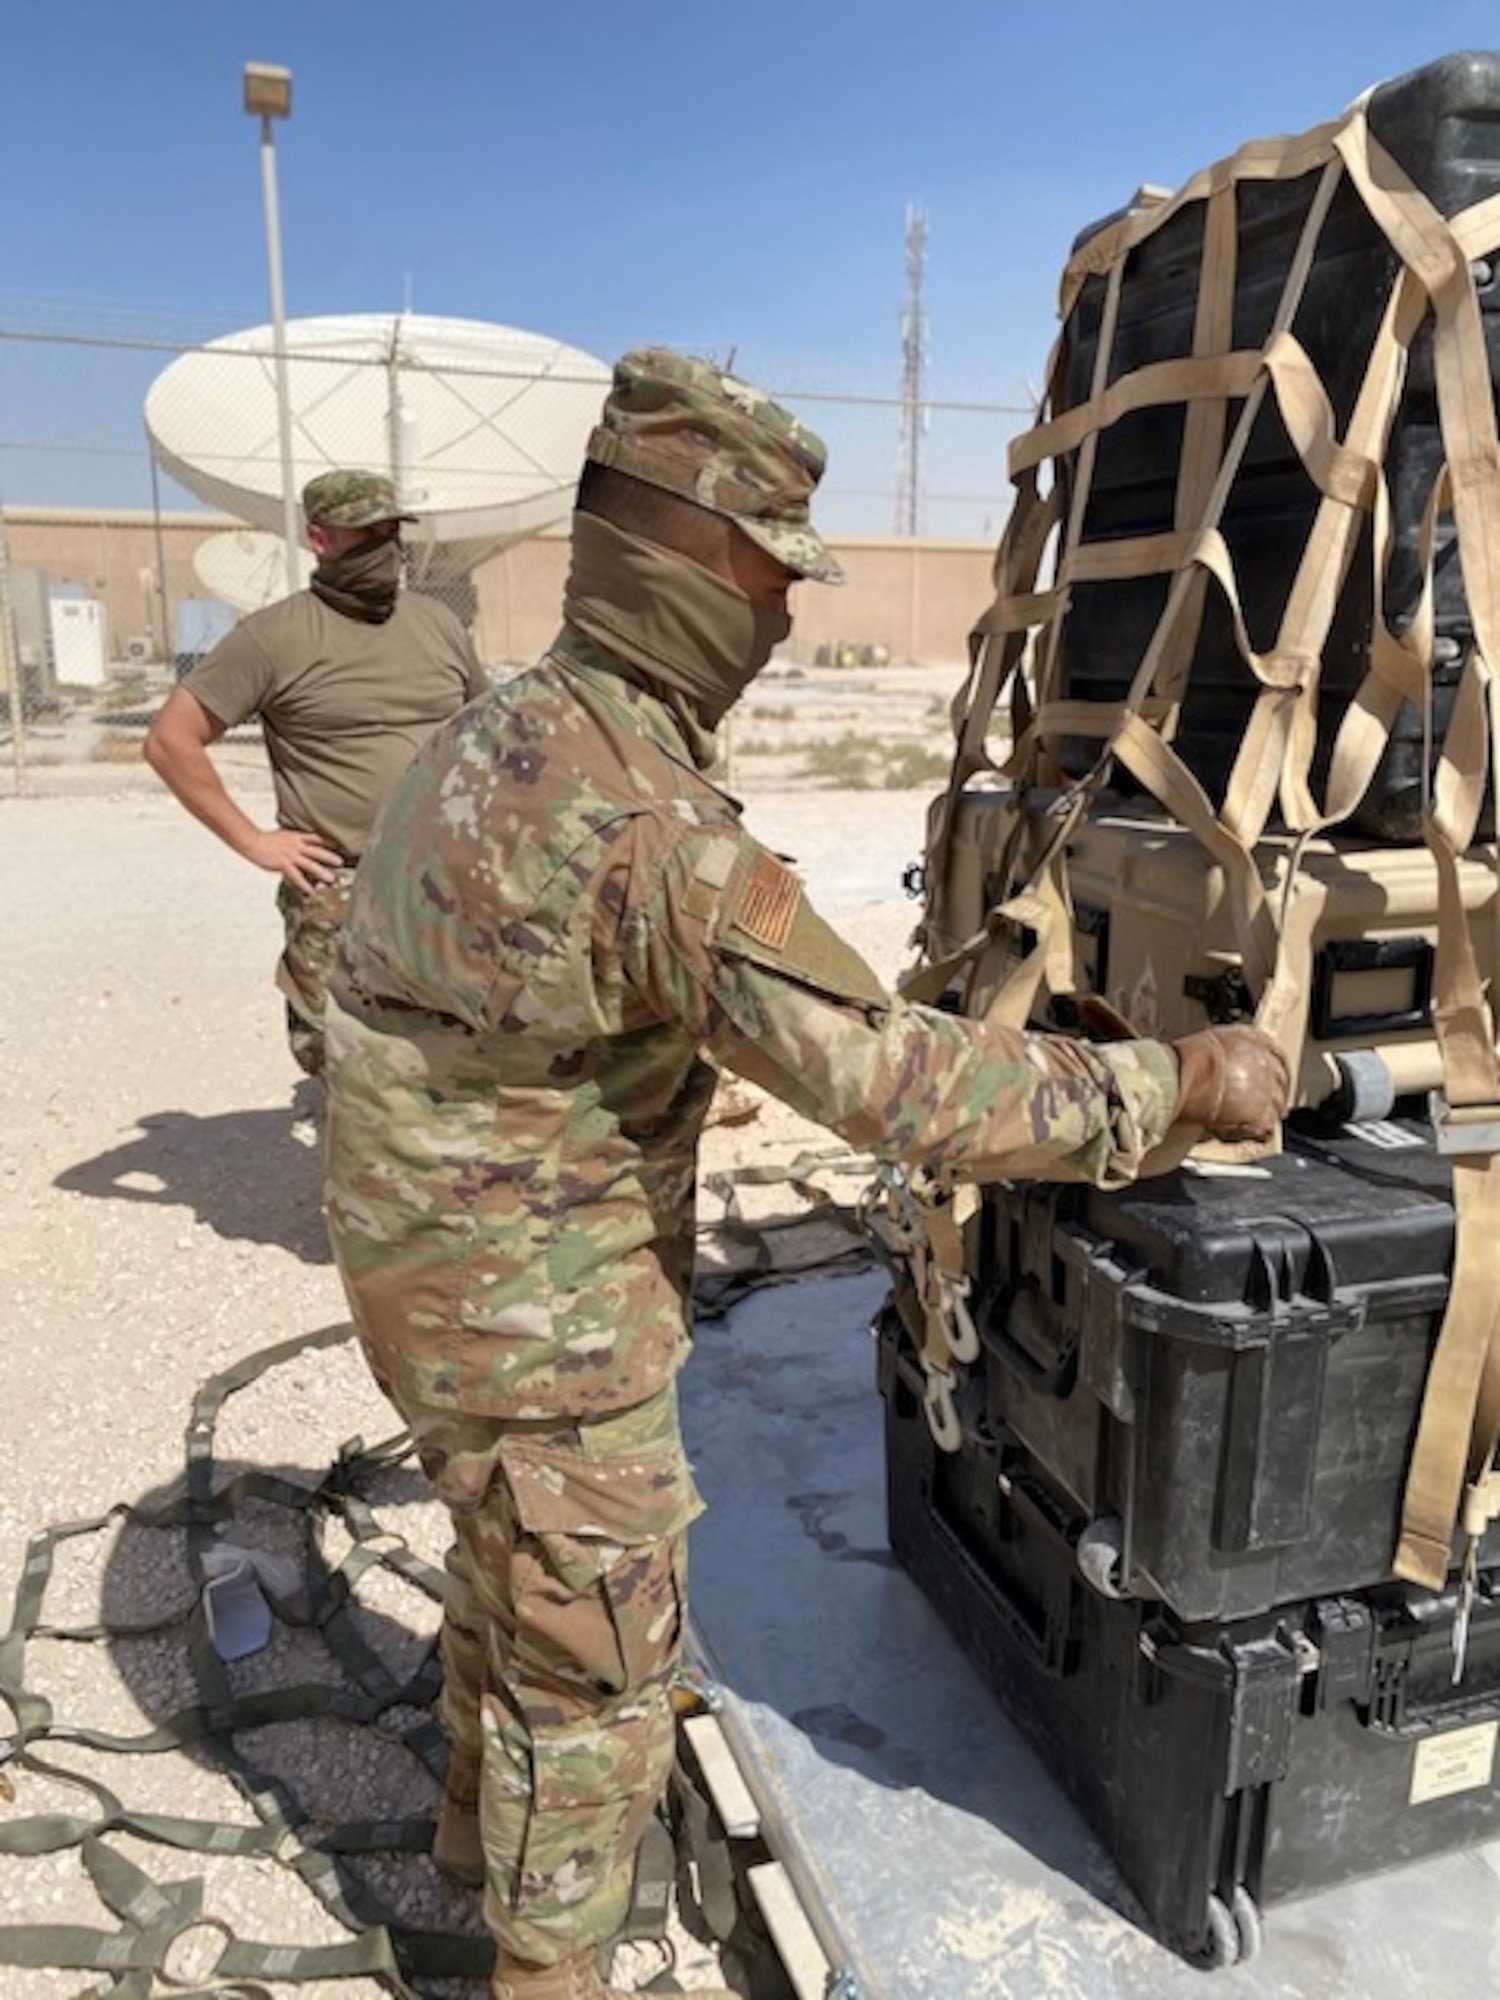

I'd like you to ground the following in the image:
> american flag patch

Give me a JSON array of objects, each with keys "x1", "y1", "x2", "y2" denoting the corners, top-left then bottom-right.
[{"x1": 735, "y1": 853, "x2": 802, "y2": 951}]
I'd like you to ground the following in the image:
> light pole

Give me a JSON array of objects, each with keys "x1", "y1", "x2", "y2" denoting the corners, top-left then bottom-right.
[{"x1": 243, "y1": 63, "x2": 300, "y2": 598}]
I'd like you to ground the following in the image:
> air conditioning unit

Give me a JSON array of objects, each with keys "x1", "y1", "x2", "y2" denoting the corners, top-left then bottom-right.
[{"x1": 124, "y1": 635, "x2": 152, "y2": 664}]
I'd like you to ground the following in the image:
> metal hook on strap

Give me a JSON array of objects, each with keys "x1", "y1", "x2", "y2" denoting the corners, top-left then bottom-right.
[
  {"x1": 922, "y1": 1365, "x2": 963, "y2": 1454},
  {"x1": 1452, "y1": 1467, "x2": 1500, "y2": 1683},
  {"x1": 861, "y1": 1163, "x2": 922, "y2": 1254},
  {"x1": 941, "y1": 1274, "x2": 980, "y2": 1364}
]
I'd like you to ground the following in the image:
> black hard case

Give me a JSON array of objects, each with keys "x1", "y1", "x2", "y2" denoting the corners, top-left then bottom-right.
[
  {"x1": 879, "y1": 1352, "x2": 1500, "y2": 1967},
  {"x1": 1054, "y1": 50, "x2": 1500, "y2": 840},
  {"x1": 915, "y1": 1119, "x2": 1500, "y2": 1623}
]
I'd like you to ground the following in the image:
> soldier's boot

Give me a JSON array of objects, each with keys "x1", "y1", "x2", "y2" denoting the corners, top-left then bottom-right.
[{"x1": 491, "y1": 1954, "x2": 736, "y2": 1999}]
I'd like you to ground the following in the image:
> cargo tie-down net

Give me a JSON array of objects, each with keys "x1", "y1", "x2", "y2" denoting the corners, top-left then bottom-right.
[
  {"x1": 0, "y1": 1164, "x2": 874, "y2": 1993},
  {"x1": 914, "y1": 52, "x2": 1500, "y2": 1607}
]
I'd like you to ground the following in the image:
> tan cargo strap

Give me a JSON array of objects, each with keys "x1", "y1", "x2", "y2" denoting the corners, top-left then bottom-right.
[
  {"x1": 1009, "y1": 352, "x2": 1262, "y2": 479},
  {"x1": 924, "y1": 474, "x2": 1061, "y2": 879},
  {"x1": 1053, "y1": 115, "x2": 1352, "y2": 319},
  {"x1": 1340, "y1": 117, "x2": 1500, "y2": 1592},
  {"x1": 696, "y1": 1147, "x2": 880, "y2": 1318}
]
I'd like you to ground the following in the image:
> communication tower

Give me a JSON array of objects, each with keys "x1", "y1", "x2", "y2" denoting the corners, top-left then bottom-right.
[{"x1": 896, "y1": 205, "x2": 929, "y2": 537}]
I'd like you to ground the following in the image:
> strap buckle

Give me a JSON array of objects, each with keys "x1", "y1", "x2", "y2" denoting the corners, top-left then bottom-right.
[{"x1": 1428, "y1": 1091, "x2": 1500, "y2": 1155}]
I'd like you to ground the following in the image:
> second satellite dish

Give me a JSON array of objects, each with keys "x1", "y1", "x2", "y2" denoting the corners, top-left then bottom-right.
[{"x1": 193, "y1": 529, "x2": 315, "y2": 612}]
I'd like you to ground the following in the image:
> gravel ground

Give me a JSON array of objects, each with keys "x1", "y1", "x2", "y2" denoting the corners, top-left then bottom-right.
[{"x1": 0, "y1": 749, "x2": 934, "y2": 1998}]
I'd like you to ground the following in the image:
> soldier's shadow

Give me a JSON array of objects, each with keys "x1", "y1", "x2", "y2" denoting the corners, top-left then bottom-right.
[{"x1": 52, "y1": 1080, "x2": 332, "y2": 1263}]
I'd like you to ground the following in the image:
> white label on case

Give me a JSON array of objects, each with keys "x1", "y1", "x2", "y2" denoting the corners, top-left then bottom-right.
[
  {"x1": 1344, "y1": 1119, "x2": 1425, "y2": 1149},
  {"x1": 1409, "y1": 1721, "x2": 1498, "y2": 1804}
]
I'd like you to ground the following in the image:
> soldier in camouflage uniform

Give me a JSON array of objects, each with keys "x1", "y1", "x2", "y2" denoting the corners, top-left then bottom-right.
[
  {"x1": 323, "y1": 350, "x2": 1289, "y2": 2000},
  {"x1": 145, "y1": 469, "x2": 487, "y2": 1079}
]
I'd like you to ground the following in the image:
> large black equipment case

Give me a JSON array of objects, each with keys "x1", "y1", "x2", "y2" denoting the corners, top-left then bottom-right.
[
  {"x1": 1055, "y1": 50, "x2": 1500, "y2": 839},
  {"x1": 925, "y1": 1117, "x2": 1500, "y2": 1623},
  {"x1": 878, "y1": 1341, "x2": 1500, "y2": 1968}
]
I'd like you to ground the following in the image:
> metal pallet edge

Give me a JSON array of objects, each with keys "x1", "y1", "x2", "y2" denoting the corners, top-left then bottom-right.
[{"x1": 684, "y1": 1624, "x2": 865, "y2": 2000}]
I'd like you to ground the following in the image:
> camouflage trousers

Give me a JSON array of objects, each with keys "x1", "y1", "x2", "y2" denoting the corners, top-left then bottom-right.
[
  {"x1": 401, "y1": 1382, "x2": 703, "y2": 1968},
  {"x1": 274, "y1": 869, "x2": 355, "y2": 1078}
]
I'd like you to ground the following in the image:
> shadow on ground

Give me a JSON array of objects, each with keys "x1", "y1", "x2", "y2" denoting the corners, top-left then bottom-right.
[{"x1": 53, "y1": 1079, "x2": 332, "y2": 1262}]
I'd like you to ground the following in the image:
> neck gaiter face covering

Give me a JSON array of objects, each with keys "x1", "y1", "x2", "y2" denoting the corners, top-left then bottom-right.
[
  {"x1": 311, "y1": 537, "x2": 404, "y2": 623},
  {"x1": 563, "y1": 513, "x2": 791, "y2": 759}
]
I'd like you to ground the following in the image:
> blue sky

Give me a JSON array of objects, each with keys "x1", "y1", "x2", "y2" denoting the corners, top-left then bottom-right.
[{"x1": 3, "y1": 3, "x2": 1498, "y2": 536}]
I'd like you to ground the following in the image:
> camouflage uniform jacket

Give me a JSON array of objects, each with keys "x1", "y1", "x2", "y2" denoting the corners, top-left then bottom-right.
[{"x1": 325, "y1": 628, "x2": 1180, "y2": 1423}]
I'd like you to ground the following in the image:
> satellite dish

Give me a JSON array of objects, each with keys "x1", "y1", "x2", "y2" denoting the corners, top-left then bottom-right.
[
  {"x1": 145, "y1": 312, "x2": 610, "y2": 566},
  {"x1": 193, "y1": 529, "x2": 314, "y2": 612}
]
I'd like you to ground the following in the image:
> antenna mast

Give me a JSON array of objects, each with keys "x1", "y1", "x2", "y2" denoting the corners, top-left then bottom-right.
[{"x1": 896, "y1": 204, "x2": 928, "y2": 537}]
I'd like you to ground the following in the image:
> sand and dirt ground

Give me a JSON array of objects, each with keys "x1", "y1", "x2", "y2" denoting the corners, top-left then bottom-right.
[{"x1": 0, "y1": 659, "x2": 962, "y2": 1996}]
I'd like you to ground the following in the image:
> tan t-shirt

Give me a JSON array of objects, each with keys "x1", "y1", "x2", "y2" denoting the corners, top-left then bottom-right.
[{"x1": 184, "y1": 589, "x2": 488, "y2": 860}]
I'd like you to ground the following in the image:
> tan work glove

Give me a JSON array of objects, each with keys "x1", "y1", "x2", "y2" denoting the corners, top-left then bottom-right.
[{"x1": 1170, "y1": 1025, "x2": 1291, "y2": 1142}]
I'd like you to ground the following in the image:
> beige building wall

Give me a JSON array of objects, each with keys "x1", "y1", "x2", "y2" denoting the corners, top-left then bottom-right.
[
  {"x1": 471, "y1": 528, "x2": 995, "y2": 670},
  {"x1": 788, "y1": 538, "x2": 995, "y2": 670},
  {"x1": 3, "y1": 508, "x2": 999, "y2": 674},
  {"x1": 3, "y1": 508, "x2": 242, "y2": 662}
]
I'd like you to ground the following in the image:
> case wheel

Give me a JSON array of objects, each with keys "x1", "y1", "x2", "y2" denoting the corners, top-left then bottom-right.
[
  {"x1": 1076, "y1": 1516, "x2": 1132, "y2": 1598},
  {"x1": 1230, "y1": 1884, "x2": 1263, "y2": 1963},
  {"x1": 1191, "y1": 1887, "x2": 1263, "y2": 1969},
  {"x1": 1196, "y1": 1893, "x2": 1239, "y2": 1968}
]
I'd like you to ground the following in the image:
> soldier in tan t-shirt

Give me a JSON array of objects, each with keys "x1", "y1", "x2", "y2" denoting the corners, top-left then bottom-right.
[{"x1": 144, "y1": 470, "x2": 489, "y2": 1077}]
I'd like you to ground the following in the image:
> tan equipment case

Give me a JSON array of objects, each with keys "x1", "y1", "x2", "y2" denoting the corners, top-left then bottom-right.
[{"x1": 924, "y1": 786, "x2": 1500, "y2": 1122}]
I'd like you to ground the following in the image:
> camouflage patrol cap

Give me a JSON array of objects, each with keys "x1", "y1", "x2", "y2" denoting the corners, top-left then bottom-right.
[
  {"x1": 585, "y1": 347, "x2": 844, "y2": 584},
  {"x1": 301, "y1": 469, "x2": 418, "y2": 529}
]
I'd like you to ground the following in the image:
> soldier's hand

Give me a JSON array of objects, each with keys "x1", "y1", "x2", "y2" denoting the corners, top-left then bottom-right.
[
  {"x1": 245, "y1": 827, "x2": 346, "y2": 891},
  {"x1": 1170, "y1": 1025, "x2": 1291, "y2": 1143}
]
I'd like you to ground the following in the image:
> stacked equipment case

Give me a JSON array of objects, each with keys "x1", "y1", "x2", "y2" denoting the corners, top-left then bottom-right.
[
  {"x1": 875, "y1": 1122, "x2": 1500, "y2": 1965},
  {"x1": 879, "y1": 1291, "x2": 1500, "y2": 1967},
  {"x1": 886, "y1": 50, "x2": 1500, "y2": 1969}
]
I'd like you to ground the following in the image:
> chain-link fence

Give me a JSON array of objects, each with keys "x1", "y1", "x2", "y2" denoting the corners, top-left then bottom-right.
[{"x1": 0, "y1": 318, "x2": 1027, "y2": 796}]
